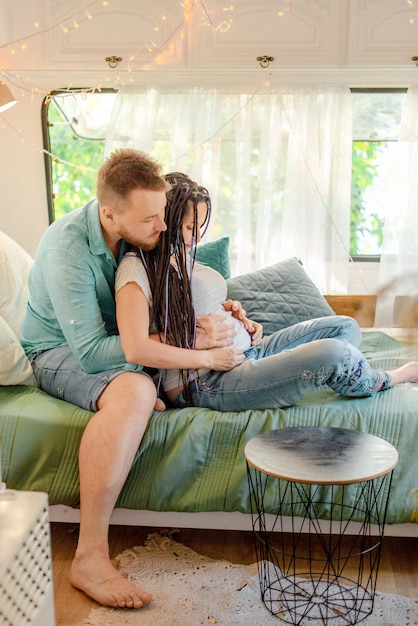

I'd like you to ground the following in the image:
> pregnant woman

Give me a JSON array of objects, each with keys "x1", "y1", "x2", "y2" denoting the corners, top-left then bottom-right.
[{"x1": 115, "y1": 172, "x2": 418, "y2": 411}]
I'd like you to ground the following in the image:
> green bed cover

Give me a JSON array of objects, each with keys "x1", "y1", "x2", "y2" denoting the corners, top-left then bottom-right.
[{"x1": 1, "y1": 331, "x2": 417, "y2": 526}]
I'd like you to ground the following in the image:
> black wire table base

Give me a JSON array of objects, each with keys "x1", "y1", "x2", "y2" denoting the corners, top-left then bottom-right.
[
  {"x1": 247, "y1": 466, "x2": 393, "y2": 625},
  {"x1": 262, "y1": 574, "x2": 374, "y2": 625}
]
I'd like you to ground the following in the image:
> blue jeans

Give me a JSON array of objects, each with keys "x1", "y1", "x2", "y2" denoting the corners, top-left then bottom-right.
[
  {"x1": 28, "y1": 346, "x2": 154, "y2": 412},
  {"x1": 174, "y1": 316, "x2": 391, "y2": 411}
]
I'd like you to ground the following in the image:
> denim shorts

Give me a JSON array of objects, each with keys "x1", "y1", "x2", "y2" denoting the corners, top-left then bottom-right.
[{"x1": 28, "y1": 346, "x2": 153, "y2": 412}]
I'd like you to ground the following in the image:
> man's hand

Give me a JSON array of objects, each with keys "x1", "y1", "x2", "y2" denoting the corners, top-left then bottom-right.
[{"x1": 195, "y1": 313, "x2": 236, "y2": 349}]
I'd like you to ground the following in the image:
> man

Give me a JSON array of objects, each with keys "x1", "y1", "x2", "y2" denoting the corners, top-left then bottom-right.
[{"x1": 22, "y1": 149, "x2": 236, "y2": 609}]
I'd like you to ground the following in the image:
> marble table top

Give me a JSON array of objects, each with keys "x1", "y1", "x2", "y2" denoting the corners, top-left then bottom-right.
[{"x1": 244, "y1": 426, "x2": 398, "y2": 484}]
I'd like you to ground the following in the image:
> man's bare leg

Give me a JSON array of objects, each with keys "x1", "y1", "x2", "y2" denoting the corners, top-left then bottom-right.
[{"x1": 69, "y1": 372, "x2": 156, "y2": 608}]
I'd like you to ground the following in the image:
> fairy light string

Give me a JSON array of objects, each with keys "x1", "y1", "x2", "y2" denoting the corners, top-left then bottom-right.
[
  {"x1": 0, "y1": 0, "x2": 233, "y2": 94},
  {"x1": 0, "y1": 0, "x2": 101, "y2": 52},
  {"x1": 0, "y1": 0, "x2": 383, "y2": 291},
  {"x1": 1, "y1": 0, "x2": 254, "y2": 172}
]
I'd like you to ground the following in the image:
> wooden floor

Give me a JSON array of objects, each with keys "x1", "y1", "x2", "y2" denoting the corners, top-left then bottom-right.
[{"x1": 51, "y1": 523, "x2": 418, "y2": 625}]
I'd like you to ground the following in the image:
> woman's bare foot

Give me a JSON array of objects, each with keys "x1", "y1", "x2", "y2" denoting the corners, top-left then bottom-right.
[
  {"x1": 388, "y1": 361, "x2": 418, "y2": 385},
  {"x1": 70, "y1": 552, "x2": 152, "y2": 608},
  {"x1": 154, "y1": 397, "x2": 166, "y2": 411}
]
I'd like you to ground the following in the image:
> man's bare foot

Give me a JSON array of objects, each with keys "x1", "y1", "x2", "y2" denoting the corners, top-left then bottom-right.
[
  {"x1": 389, "y1": 361, "x2": 418, "y2": 385},
  {"x1": 70, "y1": 552, "x2": 152, "y2": 608}
]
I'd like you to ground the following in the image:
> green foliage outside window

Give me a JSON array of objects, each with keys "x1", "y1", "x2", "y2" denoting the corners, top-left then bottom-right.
[
  {"x1": 48, "y1": 101, "x2": 105, "y2": 219},
  {"x1": 350, "y1": 141, "x2": 386, "y2": 256}
]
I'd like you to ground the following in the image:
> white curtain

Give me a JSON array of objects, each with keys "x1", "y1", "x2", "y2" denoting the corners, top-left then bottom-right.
[
  {"x1": 105, "y1": 84, "x2": 352, "y2": 291},
  {"x1": 375, "y1": 85, "x2": 418, "y2": 328}
]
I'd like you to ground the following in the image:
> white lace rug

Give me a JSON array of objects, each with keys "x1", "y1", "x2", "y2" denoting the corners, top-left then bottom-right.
[{"x1": 84, "y1": 531, "x2": 418, "y2": 626}]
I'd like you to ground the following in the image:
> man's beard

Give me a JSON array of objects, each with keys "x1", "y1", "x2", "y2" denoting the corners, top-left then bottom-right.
[
  {"x1": 120, "y1": 229, "x2": 161, "y2": 251},
  {"x1": 136, "y1": 238, "x2": 159, "y2": 251}
]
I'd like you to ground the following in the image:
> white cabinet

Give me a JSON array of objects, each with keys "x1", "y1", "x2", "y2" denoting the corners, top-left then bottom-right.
[
  {"x1": 192, "y1": 1, "x2": 347, "y2": 68},
  {"x1": 45, "y1": 0, "x2": 187, "y2": 68},
  {"x1": 346, "y1": 0, "x2": 418, "y2": 67},
  {"x1": 1, "y1": 0, "x2": 418, "y2": 75}
]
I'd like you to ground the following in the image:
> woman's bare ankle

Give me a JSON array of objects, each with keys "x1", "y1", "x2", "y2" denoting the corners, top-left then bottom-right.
[{"x1": 388, "y1": 361, "x2": 418, "y2": 385}]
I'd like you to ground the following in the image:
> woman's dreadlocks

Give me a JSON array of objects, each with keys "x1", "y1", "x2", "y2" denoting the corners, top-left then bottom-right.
[{"x1": 135, "y1": 172, "x2": 211, "y2": 397}]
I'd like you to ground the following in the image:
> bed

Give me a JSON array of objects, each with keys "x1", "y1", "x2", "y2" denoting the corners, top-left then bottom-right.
[{"x1": 1, "y1": 233, "x2": 417, "y2": 536}]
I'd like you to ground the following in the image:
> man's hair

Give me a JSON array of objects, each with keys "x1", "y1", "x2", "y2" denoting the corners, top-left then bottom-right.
[{"x1": 97, "y1": 148, "x2": 167, "y2": 208}]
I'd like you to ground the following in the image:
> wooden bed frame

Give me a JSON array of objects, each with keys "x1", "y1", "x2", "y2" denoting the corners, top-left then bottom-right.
[{"x1": 324, "y1": 295, "x2": 376, "y2": 328}]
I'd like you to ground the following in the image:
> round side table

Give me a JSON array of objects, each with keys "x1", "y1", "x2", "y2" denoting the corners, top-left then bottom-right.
[{"x1": 244, "y1": 426, "x2": 398, "y2": 626}]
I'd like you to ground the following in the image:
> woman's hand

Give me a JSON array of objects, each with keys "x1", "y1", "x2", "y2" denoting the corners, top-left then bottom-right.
[
  {"x1": 223, "y1": 299, "x2": 246, "y2": 322},
  {"x1": 222, "y1": 299, "x2": 263, "y2": 345},
  {"x1": 204, "y1": 347, "x2": 244, "y2": 371},
  {"x1": 242, "y1": 318, "x2": 263, "y2": 345}
]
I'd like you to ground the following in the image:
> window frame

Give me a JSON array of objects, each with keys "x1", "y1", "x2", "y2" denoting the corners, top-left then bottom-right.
[
  {"x1": 41, "y1": 87, "x2": 117, "y2": 224},
  {"x1": 349, "y1": 86, "x2": 407, "y2": 263}
]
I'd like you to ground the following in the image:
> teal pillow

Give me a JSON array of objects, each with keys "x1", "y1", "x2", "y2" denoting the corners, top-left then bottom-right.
[{"x1": 195, "y1": 237, "x2": 231, "y2": 279}]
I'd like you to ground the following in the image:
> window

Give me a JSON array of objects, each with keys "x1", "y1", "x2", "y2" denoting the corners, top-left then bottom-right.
[
  {"x1": 350, "y1": 88, "x2": 407, "y2": 259},
  {"x1": 43, "y1": 87, "x2": 407, "y2": 259},
  {"x1": 42, "y1": 89, "x2": 116, "y2": 222}
]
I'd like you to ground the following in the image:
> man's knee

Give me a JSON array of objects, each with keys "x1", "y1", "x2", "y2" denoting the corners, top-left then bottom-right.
[{"x1": 98, "y1": 371, "x2": 157, "y2": 409}]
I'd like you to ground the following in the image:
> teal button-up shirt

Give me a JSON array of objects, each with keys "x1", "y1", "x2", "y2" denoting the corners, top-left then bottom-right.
[{"x1": 21, "y1": 200, "x2": 141, "y2": 374}]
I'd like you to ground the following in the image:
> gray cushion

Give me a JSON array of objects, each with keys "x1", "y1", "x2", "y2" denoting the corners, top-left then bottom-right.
[{"x1": 226, "y1": 257, "x2": 335, "y2": 336}]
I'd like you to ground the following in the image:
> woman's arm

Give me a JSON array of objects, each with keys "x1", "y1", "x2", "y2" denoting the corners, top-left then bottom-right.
[{"x1": 116, "y1": 281, "x2": 244, "y2": 371}]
